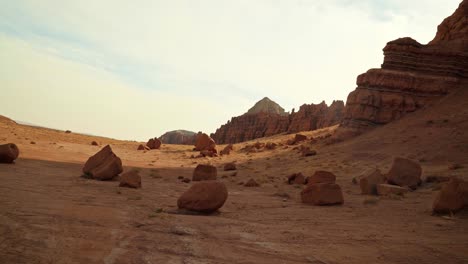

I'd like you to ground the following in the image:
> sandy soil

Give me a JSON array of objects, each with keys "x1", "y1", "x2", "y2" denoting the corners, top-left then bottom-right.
[{"x1": 1, "y1": 88, "x2": 468, "y2": 264}]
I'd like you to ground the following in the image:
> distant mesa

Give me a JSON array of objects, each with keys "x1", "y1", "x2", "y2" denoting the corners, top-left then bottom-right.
[
  {"x1": 211, "y1": 97, "x2": 345, "y2": 144},
  {"x1": 339, "y1": 0, "x2": 468, "y2": 137},
  {"x1": 159, "y1": 130, "x2": 196, "y2": 145}
]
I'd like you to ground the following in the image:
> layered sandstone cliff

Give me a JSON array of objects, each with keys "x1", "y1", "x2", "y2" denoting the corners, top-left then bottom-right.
[
  {"x1": 288, "y1": 100, "x2": 345, "y2": 133},
  {"x1": 211, "y1": 98, "x2": 345, "y2": 144},
  {"x1": 341, "y1": 0, "x2": 468, "y2": 131}
]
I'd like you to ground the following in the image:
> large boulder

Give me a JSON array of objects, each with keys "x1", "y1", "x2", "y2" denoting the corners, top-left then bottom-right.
[
  {"x1": 146, "y1": 138, "x2": 162, "y2": 150},
  {"x1": 359, "y1": 169, "x2": 386, "y2": 195},
  {"x1": 194, "y1": 133, "x2": 217, "y2": 152},
  {"x1": 119, "y1": 170, "x2": 142, "y2": 188},
  {"x1": 0, "y1": 143, "x2": 19, "y2": 163},
  {"x1": 177, "y1": 181, "x2": 228, "y2": 213},
  {"x1": 301, "y1": 183, "x2": 344, "y2": 206},
  {"x1": 306, "y1": 171, "x2": 336, "y2": 185},
  {"x1": 387, "y1": 157, "x2": 422, "y2": 189},
  {"x1": 433, "y1": 178, "x2": 468, "y2": 214},
  {"x1": 82, "y1": 145, "x2": 123, "y2": 180},
  {"x1": 192, "y1": 164, "x2": 217, "y2": 181}
]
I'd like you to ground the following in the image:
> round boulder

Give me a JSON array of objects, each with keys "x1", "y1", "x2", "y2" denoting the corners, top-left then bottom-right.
[
  {"x1": 0, "y1": 143, "x2": 20, "y2": 163},
  {"x1": 387, "y1": 157, "x2": 422, "y2": 189},
  {"x1": 177, "y1": 181, "x2": 228, "y2": 213}
]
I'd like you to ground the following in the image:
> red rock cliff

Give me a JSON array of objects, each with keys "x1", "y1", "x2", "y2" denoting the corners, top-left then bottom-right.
[
  {"x1": 341, "y1": 0, "x2": 468, "y2": 131},
  {"x1": 211, "y1": 98, "x2": 345, "y2": 144}
]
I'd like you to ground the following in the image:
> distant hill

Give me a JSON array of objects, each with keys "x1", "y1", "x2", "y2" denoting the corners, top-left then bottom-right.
[{"x1": 159, "y1": 130, "x2": 197, "y2": 145}]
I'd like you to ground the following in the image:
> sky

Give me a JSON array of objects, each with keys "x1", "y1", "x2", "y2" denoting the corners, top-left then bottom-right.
[{"x1": 0, "y1": 0, "x2": 461, "y2": 141}]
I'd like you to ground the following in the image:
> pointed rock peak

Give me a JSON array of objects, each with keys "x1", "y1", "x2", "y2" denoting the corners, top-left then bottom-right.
[{"x1": 246, "y1": 97, "x2": 287, "y2": 116}]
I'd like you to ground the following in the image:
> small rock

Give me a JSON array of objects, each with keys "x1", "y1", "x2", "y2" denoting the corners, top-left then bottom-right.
[
  {"x1": 192, "y1": 164, "x2": 217, "y2": 181},
  {"x1": 287, "y1": 173, "x2": 306, "y2": 185},
  {"x1": 119, "y1": 170, "x2": 142, "y2": 188},
  {"x1": 146, "y1": 138, "x2": 162, "y2": 150},
  {"x1": 433, "y1": 178, "x2": 468, "y2": 214},
  {"x1": 301, "y1": 183, "x2": 344, "y2": 206},
  {"x1": 91, "y1": 141, "x2": 99, "y2": 146},
  {"x1": 376, "y1": 184, "x2": 408, "y2": 196},
  {"x1": 224, "y1": 162, "x2": 237, "y2": 171},
  {"x1": 359, "y1": 169, "x2": 386, "y2": 195},
  {"x1": 182, "y1": 178, "x2": 191, "y2": 183},
  {"x1": 244, "y1": 178, "x2": 260, "y2": 187},
  {"x1": 425, "y1": 175, "x2": 451, "y2": 183}
]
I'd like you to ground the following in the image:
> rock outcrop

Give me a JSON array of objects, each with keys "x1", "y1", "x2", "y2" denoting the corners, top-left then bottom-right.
[
  {"x1": 0, "y1": 143, "x2": 19, "y2": 163},
  {"x1": 341, "y1": 1, "x2": 468, "y2": 133},
  {"x1": 212, "y1": 98, "x2": 345, "y2": 144},
  {"x1": 159, "y1": 130, "x2": 196, "y2": 145},
  {"x1": 288, "y1": 101, "x2": 345, "y2": 133},
  {"x1": 82, "y1": 145, "x2": 123, "y2": 180},
  {"x1": 212, "y1": 112, "x2": 290, "y2": 144}
]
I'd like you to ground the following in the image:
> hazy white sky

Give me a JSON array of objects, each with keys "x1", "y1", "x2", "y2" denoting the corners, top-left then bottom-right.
[{"x1": 0, "y1": 0, "x2": 461, "y2": 140}]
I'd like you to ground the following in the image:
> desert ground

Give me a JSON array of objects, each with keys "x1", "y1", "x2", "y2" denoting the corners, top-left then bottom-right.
[{"x1": 1, "y1": 88, "x2": 468, "y2": 264}]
